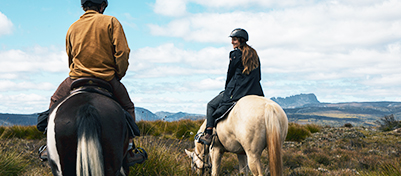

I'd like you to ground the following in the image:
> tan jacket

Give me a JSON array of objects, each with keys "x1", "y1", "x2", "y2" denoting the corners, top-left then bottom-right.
[{"x1": 66, "y1": 10, "x2": 130, "y2": 81}]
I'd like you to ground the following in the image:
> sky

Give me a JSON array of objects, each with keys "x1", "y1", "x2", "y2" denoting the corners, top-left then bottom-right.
[{"x1": 0, "y1": 0, "x2": 401, "y2": 115}]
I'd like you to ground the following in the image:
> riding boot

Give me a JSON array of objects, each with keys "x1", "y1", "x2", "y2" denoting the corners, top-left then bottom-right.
[
  {"x1": 199, "y1": 128, "x2": 213, "y2": 145},
  {"x1": 127, "y1": 142, "x2": 147, "y2": 166},
  {"x1": 199, "y1": 133, "x2": 213, "y2": 145}
]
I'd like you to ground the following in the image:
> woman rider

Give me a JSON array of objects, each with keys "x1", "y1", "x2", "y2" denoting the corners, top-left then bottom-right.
[{"x1": 199, "y1": 28, "x2": 264, "y2": 145}]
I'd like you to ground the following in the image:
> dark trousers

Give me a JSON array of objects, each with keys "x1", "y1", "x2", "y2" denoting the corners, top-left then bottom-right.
[
  {"x1": 50, "y1": 76, "x2": 136, "y2": 121},
  {"x1": 206, "y1": 92, "x2": 224, "y2": 128}
]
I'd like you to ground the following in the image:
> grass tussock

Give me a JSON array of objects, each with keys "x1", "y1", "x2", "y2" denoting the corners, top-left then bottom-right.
[
  {"x1": 137, "y1": 120, "x2": 203, "y2": 140},
  {"x1": 0, "y1": 126, "x2": 45, "y2": 140},
  {"x1": 129, "y1": 136, "x2": 194, "y2": 176},
  {"x1": 0, "y1": 144, "x2": 27, "y2": 176},
  {"x1": 0, "y1": 120, "x2": 400, "y2": 175},
  {"x1": 286, "y1": 123, "x2": 312, "y2": 142}
]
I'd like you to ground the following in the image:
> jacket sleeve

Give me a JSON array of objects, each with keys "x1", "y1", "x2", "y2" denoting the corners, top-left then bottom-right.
[
  {"x1": 66, "y1": 30, "x2": 73, "y2": 68},
  {"x1": 225, "y1": 49, "x2": 242, "y2": 89},
  {"x1": 111, "y1": 17, "x2": 130, "y2": 80}
]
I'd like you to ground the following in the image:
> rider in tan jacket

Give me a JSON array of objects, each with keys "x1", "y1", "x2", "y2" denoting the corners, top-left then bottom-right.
[{"x1": 38, "y1": 0, "x2": 145, "y2": 166}]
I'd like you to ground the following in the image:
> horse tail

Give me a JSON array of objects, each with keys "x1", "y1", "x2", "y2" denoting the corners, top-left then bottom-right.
[
  {"x1": 76, "y1": 104, "x2": 104, "y2": 176},
  {"x1": 265, "y1": 103, "x2": 283, "y2": 176}
]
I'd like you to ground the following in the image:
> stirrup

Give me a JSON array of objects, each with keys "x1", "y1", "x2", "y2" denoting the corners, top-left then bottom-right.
[
  {"x1": 128, "y1": 147, "x2": 148, "y2": 166},
  {"x1": 134, "y1": 147, "x2": 148, "y2": 162},
  {"x1": 38, "y1": 145, "x2": 48, "y2": 161}
]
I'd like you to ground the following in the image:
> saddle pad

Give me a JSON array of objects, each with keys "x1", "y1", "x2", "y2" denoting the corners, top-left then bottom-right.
[{"x1": 214, "y1": 102, "x2": 237, "y2": 126}]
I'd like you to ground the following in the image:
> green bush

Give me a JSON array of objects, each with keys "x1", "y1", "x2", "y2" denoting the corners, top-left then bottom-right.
[
  {"x1": 0, "y1": 126, "x2": 44, "y2": 140},
  {"x1": 375, "y1": 114, "x2": 401, "y2": 132},
  {"x1": 360, "y1": 159, "x2": 401, "y2": 176},
  {"x1": 136, "y1": 120, "x2": 203, "y2": 140},
  {"x1": 129, "y1": 137, "x2": 193, "y2": 176},
  {"x1": 0, "y1": 126, "x2": 5, "y2": 136},
  {"x1": 304, "y1": 124, "x2": 321, "y2": 133},
  {"x1": 283, "y1": 154, "x2": 307, "y2": 169},
  {"x1": 286, "y1": 123, "x2": 311, "y2": 142},
  {"x1": 0, "y1": 146, "x2": 27, "y2": 176}
]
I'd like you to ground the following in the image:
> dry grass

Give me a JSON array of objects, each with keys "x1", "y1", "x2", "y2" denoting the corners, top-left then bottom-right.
[{"x1": 1, "y1": 121, "x2": 400, "y2": 175}]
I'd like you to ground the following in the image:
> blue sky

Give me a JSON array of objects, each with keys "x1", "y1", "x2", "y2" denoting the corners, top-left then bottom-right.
[{"x1": 1, "y1": 0, "x2": 401, "y2": 114}]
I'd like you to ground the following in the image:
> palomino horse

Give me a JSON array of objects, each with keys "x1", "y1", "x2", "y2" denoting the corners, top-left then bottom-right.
[
  {"x1": 185, "y1": 95, "x2": 288, "y2": 176},
  {"x1": 47, "y1": 90, "x2": 130, "y2": 176}
]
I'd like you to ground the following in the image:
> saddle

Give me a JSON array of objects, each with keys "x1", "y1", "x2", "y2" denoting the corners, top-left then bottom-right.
[
  {"x1": 70, "y1": 77, "x2": 113, "y2": 98},
  {"x1": 214, "y1": 102, "x2": 237, "y2": 126},
  {"x1": 70, "y1": 78, "x2": 140, "y2": 137}
]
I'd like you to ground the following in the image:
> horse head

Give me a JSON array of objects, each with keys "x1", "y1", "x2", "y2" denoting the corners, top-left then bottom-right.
[{"x1": 185, "y1": 131, "x2": 212, "y2": 175}]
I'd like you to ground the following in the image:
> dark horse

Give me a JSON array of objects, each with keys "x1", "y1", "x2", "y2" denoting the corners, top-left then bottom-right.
[{"x1": 47, "y1": 87, "x2": 131, "y2": 176}]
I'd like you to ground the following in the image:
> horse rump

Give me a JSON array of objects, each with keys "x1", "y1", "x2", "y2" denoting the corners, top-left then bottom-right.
[{"x1": 76, "y1": 104, "x2": 104, "y2": 176}]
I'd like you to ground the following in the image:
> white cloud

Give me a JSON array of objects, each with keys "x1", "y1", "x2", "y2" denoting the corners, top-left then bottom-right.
[
  {"x1": 129, "y1": 43, "x2": 228, "y2": 78},
  {"x1": 0, "y1": 93, "x2": 48, "y2": 114},
  {"x1": 188, "y1": 77, "x2": 225, "y2": 90},
  {"x1": 148, "y1": 0, "x2": 401, "y2": 51},
  {"x1": 0, "y1": 80, "x2": 55, "y2": 91},
  {"x1": 0, "y1": 46, "x2": 67, "y2": 74},
  {"x1": 0, "y1": 12, "x2": 13, "y2": 36},
  {"x1": 153, "y1": 0, "x2": 188, "y2": 17}
]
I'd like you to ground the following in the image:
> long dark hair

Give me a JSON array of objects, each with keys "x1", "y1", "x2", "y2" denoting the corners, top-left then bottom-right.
[{"x1": 238, "y1": 38, "x2": 259, "y2": 75}]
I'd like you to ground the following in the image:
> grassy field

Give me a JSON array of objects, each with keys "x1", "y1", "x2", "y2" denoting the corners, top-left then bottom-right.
[{"x1": 1, "y1": 120, "x2": 400, "y2": 176}]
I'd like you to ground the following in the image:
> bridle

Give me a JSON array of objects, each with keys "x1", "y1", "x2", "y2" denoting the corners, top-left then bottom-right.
[{"x1": 191, "y1": 132, "x2": 213, "y2": 175}]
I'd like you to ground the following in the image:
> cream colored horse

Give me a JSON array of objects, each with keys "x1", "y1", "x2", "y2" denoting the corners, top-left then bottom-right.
[{"x1": 185, "y1": 95, "x2": 288, "y2": 176}]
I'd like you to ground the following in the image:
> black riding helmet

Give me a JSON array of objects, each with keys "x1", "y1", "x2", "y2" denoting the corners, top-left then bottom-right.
[
  {"x1": 81, "y1": 0, "x2": 108, "y2": 7},
  {"x1": 229, "y1": 28, "x2": 248, "y2": 42}
]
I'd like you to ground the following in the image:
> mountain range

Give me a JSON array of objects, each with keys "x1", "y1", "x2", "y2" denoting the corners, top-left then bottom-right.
[{"x1": 1, "y1": 93, "x2": 400, "y2": 127}]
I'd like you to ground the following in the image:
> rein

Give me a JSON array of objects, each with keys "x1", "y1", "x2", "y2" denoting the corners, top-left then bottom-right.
[{"x1": 193, "y1": 132, "x2": 213, "y2": 175}]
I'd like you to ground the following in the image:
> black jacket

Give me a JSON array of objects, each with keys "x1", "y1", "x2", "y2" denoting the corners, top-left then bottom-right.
[{"x1": 213, "y1": 48, "x2": 264, "y2": 118}]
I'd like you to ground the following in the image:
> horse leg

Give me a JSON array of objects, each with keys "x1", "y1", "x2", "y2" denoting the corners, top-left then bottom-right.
[
  {"x1": 210, "y1": 147, "x2": 224, "y2": 176},
  {"x1": 246, "y1": 153, "x2": 263, "y2": 176},
  {"x1": 237, "y1": 154, "x2": 249, "y2": 175}
]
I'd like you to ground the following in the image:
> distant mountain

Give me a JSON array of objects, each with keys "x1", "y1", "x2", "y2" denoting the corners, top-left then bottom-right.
[
  {"x1": 2, "y1": 93, "x2": 401, "y2": 127},
  {"x1": 0, "y1": 113, "x2": 37, "y2": 126},
  {"x1": 271, "y1": 93, "x2": 320, "y2": 108},
  {"x1": 155, "y1": 111, "x2": 204, "y2": 122},
  {"x1": 135, "y1": 107, "x2": 160, "y2": 121},
  {"x1": 0, "y1": 107, "x2": 204, "y2": 126}
]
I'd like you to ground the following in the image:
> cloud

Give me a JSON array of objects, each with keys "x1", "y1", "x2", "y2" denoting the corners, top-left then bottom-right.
[
  {"x1": 0, "y1": 93, "x2": 48, "y2": 114},
  {"x1": 129, "y1": 43, "x2": 228, "y2": 78},
  {"x1": 0, "y1": 46, "x2": 68, "y2": 75},
  {"x1": 0, "y1": 12, "x2": 13, "y2": 36},
  {"x1": 0, "y1": 80, "x2": 55, "y2": 91},
  {"x1": 153, "y1": 0, "x2": 188, "y2": 17},
  {"x1": 148, "y1": 0, "x2": 401, "y2": 50}
]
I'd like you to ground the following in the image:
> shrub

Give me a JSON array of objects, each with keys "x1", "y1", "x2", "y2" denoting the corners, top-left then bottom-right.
[
  {"x1": 360, "y1": 159, "x2": 401, "y2": 176},
  {"x1": 129, "y1": 137, "x2": 193, "y2": 176},
  {"x1": 0, "y1": 126, "x2": 44, "y2": 140},
  {"x1": 311, "y1": 153, "x2": 331, "y2": 166},
  {"x1": 304, "y1": 124, "x2": 321, "y2": 133},
  {"x1": 0, "y1": 126, "x2": 5, "y2": 136},
  {"x1": 375, "y1": 114, "x2": 401, "y2": 132},
  {"x1": 283, "y1": 153, "x2": 307, "y2": 169},
  {"x1": 0, "y1": 144, "x2": 27, "y2": 175},
  {"x1": 286, "y1": 123, "x2": 311, "y2": 142},
  {"x1": 344, "y1": 123, "x2": 353, "y2": 128}
]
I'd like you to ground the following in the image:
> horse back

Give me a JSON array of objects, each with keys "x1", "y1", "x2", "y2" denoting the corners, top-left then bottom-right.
[
  {"x1": 49, "y1": 92, "x2": 129, "y2": 176},
  {"x1": 215, "y1": 95, "x2": 288, "y2": 152}
]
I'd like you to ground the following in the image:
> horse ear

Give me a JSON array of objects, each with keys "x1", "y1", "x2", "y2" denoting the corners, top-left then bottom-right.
[{"x1": 185, "y1": 149, "x2": 193, "y2": 157}]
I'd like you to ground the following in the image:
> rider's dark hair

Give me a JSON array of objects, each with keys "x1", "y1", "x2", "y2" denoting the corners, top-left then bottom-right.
[
  {"x1": 238, "y1": 38, "x2": 259, "y2": 75},
  {"x1": 82, "y1": 1, "x2": 102, "y2": 12}
]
